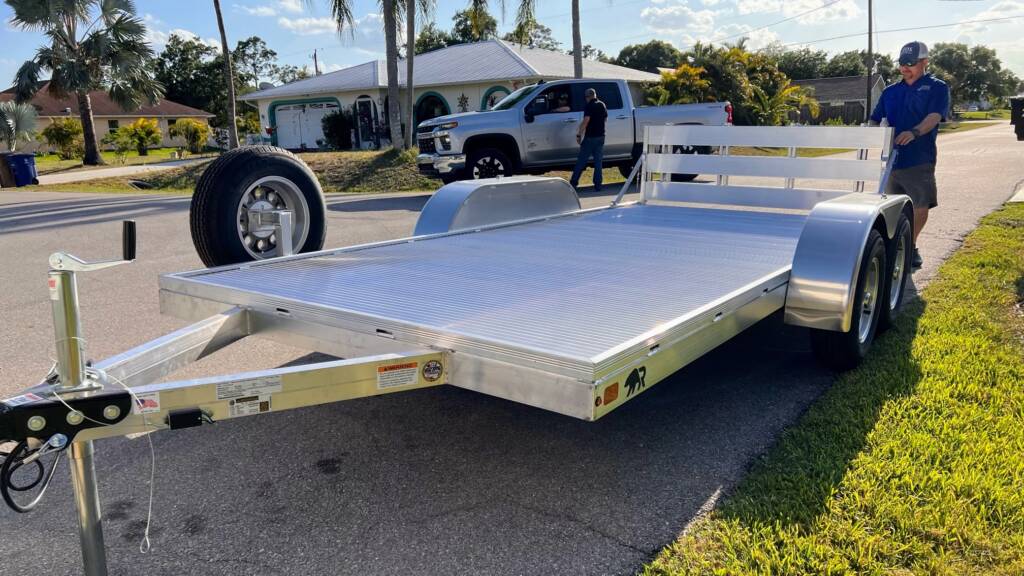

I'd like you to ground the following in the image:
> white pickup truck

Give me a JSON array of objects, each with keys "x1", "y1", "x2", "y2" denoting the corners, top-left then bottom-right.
[{"x1": 416, "y1": 78, "x2": 732, "y2": 182}]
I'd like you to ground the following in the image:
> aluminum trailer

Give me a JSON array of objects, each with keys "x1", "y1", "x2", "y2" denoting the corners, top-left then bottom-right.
[{"x1": 0, "y1": 125, "x2": 912, "y2": 575}]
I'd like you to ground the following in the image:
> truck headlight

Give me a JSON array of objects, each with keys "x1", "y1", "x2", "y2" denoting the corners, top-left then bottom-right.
[{"x1": 436, "y1": 121, "x2": 458, "y2": 131}]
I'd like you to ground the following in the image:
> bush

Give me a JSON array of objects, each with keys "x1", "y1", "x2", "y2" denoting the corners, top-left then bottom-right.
[
  {"x1": 121, "y1": 118, "x2": 162, "y2": 156},
  {"x1": 101, "y1": 130, "x2": 134, "y2": 164},
  {"x1": 824, "y1": 117, "x2": 848, "y2": 126},
  {"x1": 41, "y1": 118, "x2": 85, "y2": 160},
  {"x1": 321, "y1": 110, "x2": 354, "y2": 150},
  {"x1": 169, "y1": 118, "x2": 212, "y2": 154}
]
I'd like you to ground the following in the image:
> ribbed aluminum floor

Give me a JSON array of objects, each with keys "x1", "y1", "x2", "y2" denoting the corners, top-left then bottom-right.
[{"x1": 164, "y1": 204, "x2": 806, "y2": 372}]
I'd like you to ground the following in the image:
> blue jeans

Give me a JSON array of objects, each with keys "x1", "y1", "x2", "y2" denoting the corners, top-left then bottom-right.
[{"x1": 570, "y1": 136, "x2": 604, "y2": 190}]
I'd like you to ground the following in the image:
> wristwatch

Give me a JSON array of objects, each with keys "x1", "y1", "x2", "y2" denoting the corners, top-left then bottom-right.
[{"x1": 910, "y1": 127, "x2": 921, "y2": 138}]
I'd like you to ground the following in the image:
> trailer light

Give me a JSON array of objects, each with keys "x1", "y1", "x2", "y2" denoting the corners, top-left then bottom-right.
[{"x1": 725, "y1": 103, "x2": 733, "y2": 125}]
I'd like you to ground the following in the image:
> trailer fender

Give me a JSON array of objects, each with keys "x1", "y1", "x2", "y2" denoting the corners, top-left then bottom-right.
[
  {"x1": 413, "y1": 175, "x2": 580, "y2": 236},
  {"x1": 784, "y1": 192, "x2": 912, "y2": 332}
]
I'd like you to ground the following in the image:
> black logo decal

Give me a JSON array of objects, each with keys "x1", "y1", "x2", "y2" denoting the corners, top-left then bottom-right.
[{"x1": 625, "y1": 366, "x2": 647, "y2": 397}]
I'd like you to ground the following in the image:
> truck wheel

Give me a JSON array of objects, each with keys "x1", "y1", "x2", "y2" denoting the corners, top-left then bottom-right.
[
  {"x1": 878, "y1": 213, "x2": 913, "y2": 331},
  {"x1": 810, "y1": 229, "x2": 887, "y2": 371},
  {"x1": 190, "y1": 146, "x2": 326, "y2": 268},
  {"x1": 467, "y1": 148, "x2": 514, "y2": 179},
  {"x1": 669, "y1": 145, "x2": 699, "y2": 182}
]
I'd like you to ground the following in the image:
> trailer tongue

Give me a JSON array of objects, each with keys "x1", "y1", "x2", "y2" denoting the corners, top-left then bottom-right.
[{"x1": 0, "y1": 125, "x2": 911, "y2": 576}]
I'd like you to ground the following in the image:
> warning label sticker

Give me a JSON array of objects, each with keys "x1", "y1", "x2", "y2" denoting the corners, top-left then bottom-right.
[
  {"x1": 377, "y1": 361, "x2": 419, "y2": 389},
  {"x1": 2, "y1": 392, "x2": 43, "y2": 407},
  {"x1": 132, "y1": 392, "x2": 161, "y2": 415},
  {"x1": 216, "y1": 375, "x2": 282, "y2": 400},
  {"x1": 229, "y1": 395, "x2": 271, "y2": 417},
  {"x1": 48, "y1": 277, "x2": 60, "y2": 301}
]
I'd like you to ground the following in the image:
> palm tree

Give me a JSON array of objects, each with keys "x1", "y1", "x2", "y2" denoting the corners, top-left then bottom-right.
[
  {"x1": 7, "y1": 0, "x2": 163, "y2": 165},
  {"x1": 571, "y1": 0, "x2": 582, "y2": 78},
  {"x1": 404, "y1": 0, "x2": 435, "y2": 148},
  {"x1": 212, "y1": 0, "x2": 239, "y2": 149},
  {"x1": 0, "y1": 101, "x2": 38, "y2": 152},
  {"x1": 748, "y1": 81, "x2": 820, "y2": 126}
]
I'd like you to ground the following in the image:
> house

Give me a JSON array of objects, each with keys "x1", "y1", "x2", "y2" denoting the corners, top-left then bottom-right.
[
  {"x1": 791, "y1": 74, "x2": 885, "y2": 124},
  {"x1": 241, "y1": 39, "x2": 661, "y2": 150},
  {"x1": 0, "y1": 83, "x2": 214, "y2": 152}
]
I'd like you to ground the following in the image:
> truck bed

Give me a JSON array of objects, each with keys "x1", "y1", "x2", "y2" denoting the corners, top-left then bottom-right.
[{"x1": 160, "y1": 204, "x2": 807, "y2": 381}]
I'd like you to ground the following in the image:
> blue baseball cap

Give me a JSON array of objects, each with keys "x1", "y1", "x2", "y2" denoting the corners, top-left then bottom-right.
[{"x1": 899, "y1": 41, "x2": 929, "y2": 66}]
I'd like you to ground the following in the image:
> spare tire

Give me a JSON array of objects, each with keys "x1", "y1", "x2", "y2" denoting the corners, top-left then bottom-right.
[{"x1": 190, "y1": 146, "x2": 326, "y2": 268}]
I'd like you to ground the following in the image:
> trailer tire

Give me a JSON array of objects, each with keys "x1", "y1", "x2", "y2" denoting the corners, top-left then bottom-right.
[
  {"x1": 810, "y1": 229, "x2": 887, "y2": 371},
  {"x1": 190, "y1": 146, "x2": 326, "y2": 268},
  {"x1": 878, "y1": 213, "x2": 913, "y2": 331}
]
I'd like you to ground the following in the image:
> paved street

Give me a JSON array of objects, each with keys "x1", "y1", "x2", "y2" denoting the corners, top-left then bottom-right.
[
  {"x1": 36, "y1": 158, "x2": 209, "y2": 186},
  {"x1": 0, "y1": 122, "x2": 1020, "y2": 576}
]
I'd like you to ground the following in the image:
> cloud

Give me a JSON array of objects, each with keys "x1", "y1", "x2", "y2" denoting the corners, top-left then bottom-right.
[
  {"x1": 958, "y1": 0, "x2": 1024, "y2": 33},
  {"x1": 736, "y1": 0, "x2": 859, "y2": 23},
  {"x1": 277, "y1": 16, "x2": 338, "y2": 34},
  {"x1": 640, "y1": 3, "x2": 717, "y2": 36},
  {"x1": 236, "y1": 4, "x2": 277, "y2": 16},
  {"x1": 278, "y1": 0, "x2": 303, "y2": 13},
  {"x1": 146, "y1": 27, "x2": 221, "y2": 48}
]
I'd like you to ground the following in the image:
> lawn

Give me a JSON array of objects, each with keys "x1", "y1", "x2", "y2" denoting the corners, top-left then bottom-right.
[
  {"x1": 938, "y1": 121, "x2": 1001, "y2": 134},
  {"x1": 729, "y1": 146, "x2": 853, "y2": 157},
  {"x1": 645, "y1": 202, "x2": 1024, "y2": 575},
  {"x1": 33, "y1": 147, "x2": 215, "y2": 175},
  {"x1": 958, "y1": 109, "x2": 1010, "y2": 120}
]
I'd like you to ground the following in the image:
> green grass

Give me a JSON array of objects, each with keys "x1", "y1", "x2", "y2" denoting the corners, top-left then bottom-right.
[
  {"x1": 938, "y1": 121, "x2": 1000, "y2": 134},
  {"x1": 42, "y1": 160, "x2": 212, "y2": 195},
  {"x1": 299, "y1": 148, "x2": 438, "y2": 193},
  {"x1": 958, "y1": 109, "x2": 1010, "y2": 120},
  {"x1": 33, "y1": 147, "x2": 215, "y2": 175},
  {"x1": 645, "y1": 203, "x2": 1024, "y2": 575},
  {"x1": 729, "y1": 146, "x2": 853, "y2": 158}
]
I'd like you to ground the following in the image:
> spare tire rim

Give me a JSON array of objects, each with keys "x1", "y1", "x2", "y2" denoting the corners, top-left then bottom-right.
[
  {"x1": 471, "y1": 156, "x2": 505, "y2": 179},
  {"x1": 858, "y1": 254, "x2": 881, "y2": 344},
  {"x1": 236, "y1": 176, "x2": 310, "y2": 259},
  {"x1": 888, "y1": 232, "x2": 907, "y2": 311}
]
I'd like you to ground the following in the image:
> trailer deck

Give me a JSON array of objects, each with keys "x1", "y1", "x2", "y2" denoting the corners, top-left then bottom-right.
[{"x1": 161, "y1": 203, "x2": 807, "y2": 381}]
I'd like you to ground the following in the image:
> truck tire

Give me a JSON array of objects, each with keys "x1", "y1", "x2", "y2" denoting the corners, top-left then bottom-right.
[
  {"x1": 466, "y1": 147, "x2": 514, "y2": 179},
  {"x1": 810, "y1": 229, "x2": 887, "y2": 371},
  {"x1": 190, "y1": 146, "x2": 326, "y2": 268},
  {"x1": 878, "y1": 213, "x2": 913, "y2": 331},
  {"x1": 669, "y1": 145, "x2": 700, "y2": 182}
]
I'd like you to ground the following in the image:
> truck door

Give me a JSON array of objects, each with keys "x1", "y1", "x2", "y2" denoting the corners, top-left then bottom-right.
[
  {"x1": 521, "y1": 85, "x2": 581, "y2": 164},
  {"x1": 574, "y1": 82, "x2": 631, "y2": 159}
]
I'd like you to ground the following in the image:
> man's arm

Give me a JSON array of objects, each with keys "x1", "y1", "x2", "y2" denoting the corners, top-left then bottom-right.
[{"x1": 577, "y1": 117, "x2": 590, "y2": 143}]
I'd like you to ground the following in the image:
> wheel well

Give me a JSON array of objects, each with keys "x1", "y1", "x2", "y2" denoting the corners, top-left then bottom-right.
[{"x1": 464, "y1": 134, "x2": 521, "y2": 169}]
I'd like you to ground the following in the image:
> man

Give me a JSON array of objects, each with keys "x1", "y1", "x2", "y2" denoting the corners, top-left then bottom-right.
[
  {"x1": 870, "y1": 41, "x2": 950, "y2": 268},
  {"x1": 569, "y1": 88, "x2": 608, "y2": 191}
]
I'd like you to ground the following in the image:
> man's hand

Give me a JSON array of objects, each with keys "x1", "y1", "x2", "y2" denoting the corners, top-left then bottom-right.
[
  {"x1": 576, "y1": 133, "x2": 582, "y2": 144},
  {"x1": 895, "y1": 130, "x2": 916, "y2": 145}
]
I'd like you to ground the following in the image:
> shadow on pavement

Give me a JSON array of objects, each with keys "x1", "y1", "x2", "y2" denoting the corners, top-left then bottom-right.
[
  {"x1": 326, "y1": 194, "x2": 430, "y2": 213},
  {"x1": 0, "y1": 196, "x2": 188, "y2": 235}
]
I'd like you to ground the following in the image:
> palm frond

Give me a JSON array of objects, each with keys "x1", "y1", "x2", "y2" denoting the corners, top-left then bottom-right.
[{"x1": 13, "y1": 59, "x2": 43, "y2": 103}]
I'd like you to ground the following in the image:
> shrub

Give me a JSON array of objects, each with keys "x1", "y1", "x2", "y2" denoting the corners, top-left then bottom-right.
[
  {"x1": 0, "y1": 101, "x2": 38, "y2": 152},
  {"x1": 321, "y1": 110, "x2": 354, "y2": 150},
  {"x1": 121, "y1": 118, "x2": 162, "y2": 156},
  {"x1": 41, "y1": 118, "x2": 84, "y2": 159},
  {"x1": 101, "y1": 130, "x2": 134, "y2": 164},
  {"x1": 169, "y1": 119, "x2": 211, "y2": 153}
]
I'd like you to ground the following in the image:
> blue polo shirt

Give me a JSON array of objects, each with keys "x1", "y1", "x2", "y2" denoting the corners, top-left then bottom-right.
[{"x1": 870, "y1": 74, "x2": 949, "y2": 169}]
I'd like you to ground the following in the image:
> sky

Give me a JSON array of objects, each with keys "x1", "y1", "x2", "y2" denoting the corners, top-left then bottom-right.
[{"x1": 1, "y1": 0, "x2": 1023, "y2": 87}]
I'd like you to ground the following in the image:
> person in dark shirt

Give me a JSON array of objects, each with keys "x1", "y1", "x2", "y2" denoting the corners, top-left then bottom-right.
[
  {"x1": 569, "y1": 88, "x2": 608, "y2": 191},
  {"x1": 870, "y1": 41, "x2": 950, "y2": 268}
]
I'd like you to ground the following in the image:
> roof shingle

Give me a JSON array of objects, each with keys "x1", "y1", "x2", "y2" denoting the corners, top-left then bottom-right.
[{"x1": 0, "y1": 83, "x2": 214, "y2": 118}]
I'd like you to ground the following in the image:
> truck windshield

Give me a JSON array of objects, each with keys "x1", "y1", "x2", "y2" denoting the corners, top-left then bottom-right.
[{"x1": 490, "y1": 85, "x2": 537, "y2": 111}]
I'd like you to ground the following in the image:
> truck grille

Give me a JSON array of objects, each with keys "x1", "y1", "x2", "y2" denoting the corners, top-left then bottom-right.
[{"x1": 418, "y1": 137, "x2": 437, "y2": 154}]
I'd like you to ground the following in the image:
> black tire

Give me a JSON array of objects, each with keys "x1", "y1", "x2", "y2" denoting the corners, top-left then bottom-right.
[
  {"x1": 810, "y1": 229, "x2": 887, "y2": 371},
  {"x1": 190, "y1": 146, "x2": 326, "y2": 268},
  {"x1": 466, "y1": 147, "x2": 514, "y2": 179},
  {"x1": 439, "y1": 173, "x2": 460, "y2": 185},
  {"x1": 618, "y1": 158, "x2": 639, "y2": 179},
  {"x1": 669, "y1": 145, "x2": 700, "y2": 182},
  {"x1": 878, "y1": 213, "x2": 913, "y2": 331}
]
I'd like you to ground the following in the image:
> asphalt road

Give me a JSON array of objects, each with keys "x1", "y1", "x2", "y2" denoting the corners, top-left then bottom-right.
[{"x1": 0, "y1": 122, "x2": 1021, "y2": 576}]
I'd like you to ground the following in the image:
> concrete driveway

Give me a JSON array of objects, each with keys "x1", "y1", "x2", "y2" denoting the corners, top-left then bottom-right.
[
  {"x1": 0, "y1": 122, "x2": 1020, "y2": 576},
  {"x1": 36, "y1": 157, "x2": 208, "y2": 186}
]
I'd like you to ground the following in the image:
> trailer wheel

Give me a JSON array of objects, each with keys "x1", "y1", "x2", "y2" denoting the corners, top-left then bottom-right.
[
  {"x1": 190, "y1": 146, "x2": 326, "y2": 268},
  {"x1": 810, "y1": 229, "x2": 887, "y2": 371},
  {"x1": 878, "y1": 213, "x2": 913, "y2": 331}
]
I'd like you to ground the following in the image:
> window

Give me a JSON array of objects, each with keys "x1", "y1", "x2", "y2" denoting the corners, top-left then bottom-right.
[
  {"x1": 534, "y1": 86, "x2": 574, "y2": 115},
  {"x1": 491, "y1": 85, "x2": 537, "y2": 111},
  {"x1": 107, "y1": 119, "x2": 119, "y2": 133},
  {"x1": 577, "y1": 82, "x2": 624, "y2": 110},
  {"x1": 167, "y1": 118, "x2": 177, "y2": 126}
]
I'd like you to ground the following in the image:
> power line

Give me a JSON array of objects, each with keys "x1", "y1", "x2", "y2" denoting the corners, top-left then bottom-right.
[{"x1": 781, "y1": 13, "x2": 1024, "y2": 48}]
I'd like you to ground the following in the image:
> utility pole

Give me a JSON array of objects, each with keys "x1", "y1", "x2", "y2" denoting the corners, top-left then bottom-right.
[
  {"x1": 866, "y1": 0, "x2": 873, "y2": 122},
  {"x1": 312, "y1": 49, "x2": 321, "y2": 76}
]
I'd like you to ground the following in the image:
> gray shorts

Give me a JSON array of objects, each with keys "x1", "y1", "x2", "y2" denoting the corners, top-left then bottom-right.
[{"x1": 886, "y1": 163, "x2": 937, "y2": 209}]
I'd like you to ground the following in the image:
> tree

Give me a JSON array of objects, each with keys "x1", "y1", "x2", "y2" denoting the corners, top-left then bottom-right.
[
  {"x1": 274, "y1": 64, "x2": 312, "y2": 84},
  {"x1": 0, "y1": 101, "x2": 37, "y2": 152},
  {"x1": 212, "y1": 0, "x2": 239, "y2": 149},
  {"x1": 930, "y1": 42, "x2": 1019, "y2": 109},
  {"x1": 773, "y1": 46, "x2": 828, "y2": 80},
  {"x1": 569, "y1": 44, "x2": 610, "y2": 63},
  {"x1": 503, "y1": 19, "x2": 560, "y2": 51},
  {"x1": 614, "y1": 40, "x2": 681, "y2": 73},
  {"x1": 414, "y1": 22, "x2": 452, "y2": 53},
  {"x1": 406, "y1": 0, "x2": 435, "y2": 147},
  {"x1": 748, "y1": 81, "x2": 819, "y2": 126},
  {"x1": 156, "y1": 35, "x2": 244, "y2": 130},
  {"x1": 867, "y1": 52, "x2": 897, "y2": 84},
  {"x1": 120, "y1": 118, "x2": 163, "y2": 155},
  {"x1": 823, "y1": 50, "x2": 867, "y2": 78},
  {"x1": 571, "y1": 0, "x2": 582, "y2": 78},
  {"x1": 234, "y1": 36, "x2": 278, "y2": 88},
  {"x1": 645, "y1": 64, "x2": 711, "y2": 105},
  {"x1": 7, "y1": 0, "x2": 162, "y2": 165},
  {"x1": 169, "y1": 118, "x2": 212, "y2": 153},
  {"x1": 41, "y1": 118, "x2": 84, "y2": 160},
  {"x1": 451, "y1": 8, "x2": 497, "y2": 43}
]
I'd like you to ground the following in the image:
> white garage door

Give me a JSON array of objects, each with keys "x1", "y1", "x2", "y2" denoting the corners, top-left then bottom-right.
[{"x1": 274, "y1": 102, "x2": 340, "y2": 149}]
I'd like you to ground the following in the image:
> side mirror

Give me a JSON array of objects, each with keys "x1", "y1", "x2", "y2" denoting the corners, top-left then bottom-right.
[{"x1": 525, "y1": 110, "x2": 534, "y2": 123}]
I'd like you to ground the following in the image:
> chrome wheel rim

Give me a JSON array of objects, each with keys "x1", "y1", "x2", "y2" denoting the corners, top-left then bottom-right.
[
  {"x1": 858, "y1": 255, "x2": 881, "y2": 344},
  {"x1": 889, "y1": 233, "x2": 907, "y2": 310},
  {"x1": 471, "y1": 156, "x2": 505, "y2": 179},
  {"x1": 236, "y1": 176, "x2": 310, "y2": 259}
]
